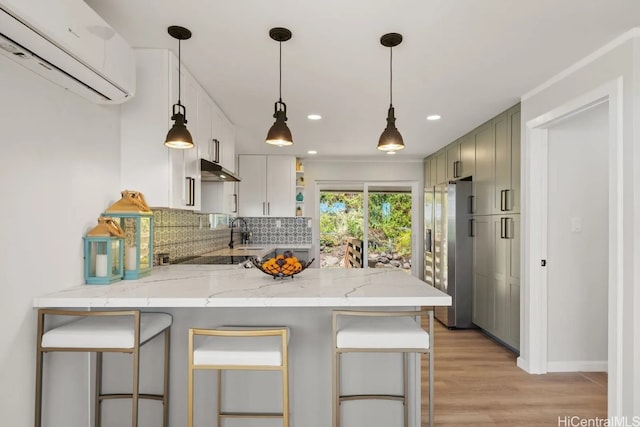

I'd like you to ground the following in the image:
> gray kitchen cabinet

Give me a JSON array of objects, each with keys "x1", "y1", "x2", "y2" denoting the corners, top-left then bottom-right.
[
  {"x1": 459, "y1": 132, "x2": 475, "y2": 179},
  {"x1": 423, "y1": 157, "x2": 431, "y2": 189},
  {"x1": 494, "y1": 105, "x2": 521, "y2": 214},
  {"x1": 471, "y1": 213, "x2": 519, "y2": 351},
  {"x1": 238, "y1": 155, "x2": 295, "y2": 217},
  {"x1": 508, "y1": 105, "x2": 521, "y2": 213},
  {"x1": 423, "y1": 155, "x2": 437, "y2": 189},
  {"x1": 435, "y1": 150, "x2": 447, "y2": 185},
  {"x1": 473, "y1": 121, "x2": 494, "y2": 215},
  {"x1": 446, "y1": 140, "x2": 461, "y2": 181},
  {"x1": 471, "y1": 215, "x2": 492, "y2": 330}
]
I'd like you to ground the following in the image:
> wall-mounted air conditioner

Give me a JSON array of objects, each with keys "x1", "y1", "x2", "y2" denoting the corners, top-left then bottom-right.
[{"x1": 0, "y1": 0, "x2": 135, "y2": 104}]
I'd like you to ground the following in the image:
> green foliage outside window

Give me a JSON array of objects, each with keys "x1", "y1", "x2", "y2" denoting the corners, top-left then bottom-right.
[{"x1": 319, "y1": 192, "x2": 411, "y2": 257}]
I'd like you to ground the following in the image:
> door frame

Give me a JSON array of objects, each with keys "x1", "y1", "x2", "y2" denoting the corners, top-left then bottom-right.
[{"x1": 520, "y1": 77, "x2": 623, "y2": 415}]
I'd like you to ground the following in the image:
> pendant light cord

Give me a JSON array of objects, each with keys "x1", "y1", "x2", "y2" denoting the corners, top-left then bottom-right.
[
  {"x1": 279, "y1": 41, "x2": 282, "y2": 103},
  {"x1": 177, "y1": 39, "x2": 182, "y2": 105},
  {"x1": 389, "y1": 46, "x2": 393, "y2": 107}
]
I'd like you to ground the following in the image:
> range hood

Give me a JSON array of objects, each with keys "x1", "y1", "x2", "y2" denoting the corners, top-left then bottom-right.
[{"x1": 200, "y1": 159, "x2": 241, "y2": 182}]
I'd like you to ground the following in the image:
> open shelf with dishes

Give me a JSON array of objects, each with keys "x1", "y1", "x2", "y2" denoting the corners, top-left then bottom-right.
[{"x1": 295, "y1": 158, "x2": 304, "y2": 216}]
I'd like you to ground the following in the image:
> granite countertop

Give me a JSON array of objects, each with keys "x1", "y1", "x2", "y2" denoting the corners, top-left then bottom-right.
[
  {"x1": 205, "y1": 243, "x2": 313, "y2": 258},
  {"x1": 33, "y1": 265, "x2": 451, "y2": 308}
]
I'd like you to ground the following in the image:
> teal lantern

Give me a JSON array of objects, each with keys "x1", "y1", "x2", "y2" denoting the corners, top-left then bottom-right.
[
  {"x1": 104, "y1": 190, "x2": 154, "y2": 280},
  {"x1": 83, "y1": 217, "x2": 124, "y2": 285}
]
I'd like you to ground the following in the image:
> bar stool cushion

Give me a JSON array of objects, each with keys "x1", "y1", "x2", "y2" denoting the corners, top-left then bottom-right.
[
  {"x1": 336, "y1": 316, "x2": 429, "y2": 349},
  {"x1": 193, "y1": 327, "x2": 289, "y2": 367},
  {"x1": 41, "y1": 313, "x2": 172, "y2": 349}
]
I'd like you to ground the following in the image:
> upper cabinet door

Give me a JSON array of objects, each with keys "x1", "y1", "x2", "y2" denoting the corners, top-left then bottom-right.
[
  {"x1": 473, "y1": 121, "x2": 494, "y2": 215},
  {"x1": 446, "y1": 141, "x2": 461, "y2": 181},
  {"x1": 493, "y1": 112, "x2": 510, "y2": 214},
  {"x1": 238, "y1": 155, "x2": 268, "y2": 216},
  {"x1": 460, "y1": 133, "x2": 475, "y2": 179},
  {"x1": 508, "y1": 106, "x2": 521, "y2": 213},
  {"x1": 266, "y1": 156, "x2": 295, "y2": 217},
  {"x1": 435, "y1": 150, "x2": 447, "y2": 185}
]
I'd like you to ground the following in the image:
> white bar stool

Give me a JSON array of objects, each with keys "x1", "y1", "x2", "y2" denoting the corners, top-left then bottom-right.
[
  {"x1": 188, "y1": 326, "x2": 290, "y2": 427},
  {"x1": 35, "y1": 309, "x2": 172, "y2": 427},
  {"x1": 332, "y1": 309, "x2": 434, "y2": 427}
]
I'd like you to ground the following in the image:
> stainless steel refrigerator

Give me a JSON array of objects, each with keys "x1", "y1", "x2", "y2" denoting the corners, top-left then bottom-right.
[{"x1": 424, "y1": 180, "x2": 473, "y2": 328}]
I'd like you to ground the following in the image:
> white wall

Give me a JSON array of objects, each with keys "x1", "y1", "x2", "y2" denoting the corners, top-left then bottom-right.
[
  {"x1": 520, "y1": 31, "x2": 639, "y2": 415},
  {"x1": 546, "y1": 102, "x2": 608, "y2": 369},
  {"x1": 0, "y1": 57, "x2": 122, "y2": 426}
]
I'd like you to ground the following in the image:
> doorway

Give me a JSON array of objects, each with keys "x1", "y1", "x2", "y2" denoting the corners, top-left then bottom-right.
[
  {"x1": 522, "y1": 78, "x2": 623, "y2": 416},
  {"x1": 546, "y1": 102, "x2": 608, "y2": 371}
]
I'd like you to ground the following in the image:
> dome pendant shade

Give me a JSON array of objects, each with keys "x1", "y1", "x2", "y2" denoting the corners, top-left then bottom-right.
[
  {"x1": 266, "y1": 101, "x2": 293, "y2": 147},
  {"x1": 165, "y1": 25, "x2": 194, "y2": 149},
  {"x1": 377, "y1": 106, "x2": 404, "y2": 151},
  {"x1": 165, "y1": 107, "x2": 193, "y2": 149},
  {"x1": 266, "y1": 27, "x2": 293, "y2": 147}
]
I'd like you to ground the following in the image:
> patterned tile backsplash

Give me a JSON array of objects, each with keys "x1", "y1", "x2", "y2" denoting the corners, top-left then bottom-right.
[{"x1": 152, "y1": 209, "x2": 311, "y2": 264}]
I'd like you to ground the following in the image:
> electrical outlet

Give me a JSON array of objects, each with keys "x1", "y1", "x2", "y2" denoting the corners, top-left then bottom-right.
[
  {"x1": 276, "y1": 220, "x2": 281, "y2": 228},
  {"x1": 307, "y1": 219, "x2": 312, "y2": 228}
]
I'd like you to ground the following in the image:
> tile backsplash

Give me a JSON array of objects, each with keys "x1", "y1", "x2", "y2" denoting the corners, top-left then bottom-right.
[
  {"x1": 152, "y1": 209, "x2": 311, "y2": 264},
  {"x1": 243, "y1": 217, "x2": 312, "y2": 244}
]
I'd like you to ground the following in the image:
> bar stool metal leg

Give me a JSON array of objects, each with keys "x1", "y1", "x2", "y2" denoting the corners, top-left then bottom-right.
[
  {"x1": 95, "y1": 352, "x2": 103, "y2": 427},
  {"x1": 163, "y1": 328, "x2": 171, "y2": 427}
]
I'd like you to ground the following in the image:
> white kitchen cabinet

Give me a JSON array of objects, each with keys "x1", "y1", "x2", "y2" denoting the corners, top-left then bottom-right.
[
  {"x1": 238, "y1": 155, "x2": 295, "y2": 217},
  {"x1": 198, "y1": 89, "x2": 237, "y2": 214},
  {"x1": 120, "y1": 49, "x2": 201, "y2": 210}
]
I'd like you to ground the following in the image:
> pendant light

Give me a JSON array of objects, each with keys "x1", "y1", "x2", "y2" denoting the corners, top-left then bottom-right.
[
  {"x1": 377, "y1": 33, "x2": 405, "y2": 152},
  {"x1": 265, "y1": 27, "x2": 293, "y2": 147},
  {"x1": 165, "y1": 26, "x2": 194, "y2": 149}
]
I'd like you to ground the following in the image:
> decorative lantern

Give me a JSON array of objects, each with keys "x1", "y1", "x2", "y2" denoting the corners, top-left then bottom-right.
[
  {"x1": 83, "y1": 217, "x2": 124, "y2": 285},
  {"x1": 104, "y1": 190, "x2": 154, "y2": 280}
]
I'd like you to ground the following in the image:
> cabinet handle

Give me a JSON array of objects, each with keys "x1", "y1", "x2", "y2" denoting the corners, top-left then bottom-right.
[
  {"x1": 262, "y1": 202, "x2": 266, "y2": 216},
  {"x1": 267, "y1": 202, "x2": 270, "y2": 215},
  {"x1": 185, "y1": 177, "x2": 194, "y2": 206},
  {"x1": 506, "y1": 217, "x2": 513, "y2": 239},
  {"x1": 454, "y1": 160, "x2": 461, "y2": 178},
  {"x1": 500, "y1": 190, "x2": 506, "y2": 211},
  {"x1": 212, "y1": 139, "x2": 220, "y2": 164},
  {"x1": 468, "y1": 195, "x2": 475, "y2": 214},
  {"x1": 505, "y1": 189, "x2": 512, "y2": 211},
  {"x1": 469, "y1": 219, "x2": 476, "y2": 237},
  {"x1": 500, "y1": 217, "x2": 506, "y2": 239},
  {"x1": 425, "y1": 229, "x2": 432, "y2": 252},
  {"x1": 232, "y1": 194, "x2": 237, "y2": 213},
  {"x1": 187, "y1": 177, "x2": 195, "y2": 206}
]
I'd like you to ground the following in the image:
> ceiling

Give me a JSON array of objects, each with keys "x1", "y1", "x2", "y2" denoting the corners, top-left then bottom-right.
[{"x1": 86, "y1": 0, "x2": 640, "y2": 160}]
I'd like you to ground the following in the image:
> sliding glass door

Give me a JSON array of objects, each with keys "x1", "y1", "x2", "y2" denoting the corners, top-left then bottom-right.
[{"x1": 318, "y1": 181, "x2": 419, "y2": 275}]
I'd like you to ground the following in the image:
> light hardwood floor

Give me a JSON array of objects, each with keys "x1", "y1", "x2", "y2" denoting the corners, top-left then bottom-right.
[{"x1": 422, "y1": 320, "x2": 607, "y2": 426}]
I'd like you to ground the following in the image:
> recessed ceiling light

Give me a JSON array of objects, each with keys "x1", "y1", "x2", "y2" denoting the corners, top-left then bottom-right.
[
  {"x1": 426, "y1": 115, "x2": 441, "y2": 121},
  {"x1": 307, "y1": 114, "x2": 322, "y2": 120},
  {"x1": 387, "y1": 151, "x2": 396, "y2": 155},
  {"x1": 307, "y1": 150, "x2": 318, "y2": 155}
]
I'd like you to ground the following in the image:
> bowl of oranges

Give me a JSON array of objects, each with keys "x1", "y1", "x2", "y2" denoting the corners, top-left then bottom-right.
[{"x1": 251, "y1": 250, "x2": 314, "y2": 279}]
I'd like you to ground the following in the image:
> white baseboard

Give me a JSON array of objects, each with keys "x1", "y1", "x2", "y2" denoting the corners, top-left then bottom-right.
[
  {"x1": 547, "y1": 360, "x2": 608, "y2": 372},
  {"x1": 516, "y1": 356, "x2": 530, "y2": 372}
]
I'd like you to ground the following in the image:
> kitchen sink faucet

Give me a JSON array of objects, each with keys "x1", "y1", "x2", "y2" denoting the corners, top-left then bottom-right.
[{"x1": 229, "y1": 217, "x2": 249, "y2": 249}]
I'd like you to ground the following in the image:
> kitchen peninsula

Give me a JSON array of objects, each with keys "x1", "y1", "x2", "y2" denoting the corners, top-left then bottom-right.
[{"x1": 34, "y1": 266, "x2": 450, "y2": 427}]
